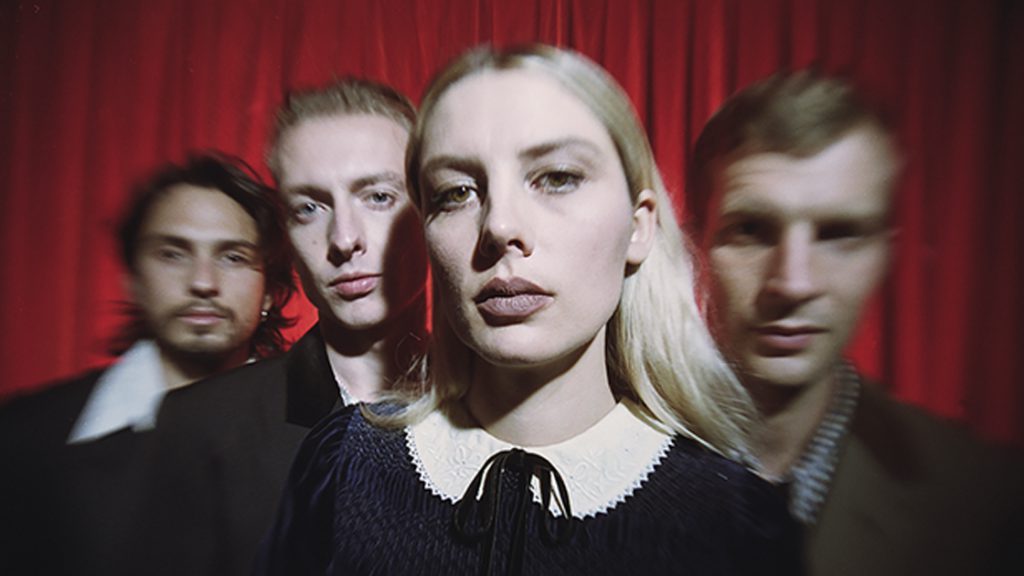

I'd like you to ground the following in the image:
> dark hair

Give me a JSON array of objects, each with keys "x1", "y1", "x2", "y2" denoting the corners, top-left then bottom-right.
[
  {"x1": 115, "y1": 153, "x2": 296, "y2": 358},
  {"x1": 688, "y1": 71, "x2": 889, "y2": 239},
  {"x1": 266, "y1": 78, "x2": 416, "y2": 182}
]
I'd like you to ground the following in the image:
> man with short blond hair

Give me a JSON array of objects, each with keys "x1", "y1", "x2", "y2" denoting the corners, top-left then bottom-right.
[{"x1": 147, "y1": 78, "x2": 429, "y2": 575}]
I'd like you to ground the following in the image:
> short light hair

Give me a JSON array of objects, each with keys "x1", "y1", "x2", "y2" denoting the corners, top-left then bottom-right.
[
  {"x1": 266, "y1": 78, "x2": 416, "y2": 182},
  {"x1": 689, "y1": 71, "x2": 891, "y2": 238},
  {"x1": 392, "y1": 44, "x2": 755, "y2": 457}
]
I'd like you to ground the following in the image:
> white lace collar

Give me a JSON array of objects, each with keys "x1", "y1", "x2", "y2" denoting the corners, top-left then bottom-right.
[{"x1": 407, "y1": 399, "x2": 674, "y2": 519}]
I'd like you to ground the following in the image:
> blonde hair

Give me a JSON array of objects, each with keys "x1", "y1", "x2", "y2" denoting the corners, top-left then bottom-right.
[
  {"x1": 382, "y1": 44, "x2": 754, "y2": 457},
  {"x1": 266, "y1": 78, "x2": 416, "y2": 182}
]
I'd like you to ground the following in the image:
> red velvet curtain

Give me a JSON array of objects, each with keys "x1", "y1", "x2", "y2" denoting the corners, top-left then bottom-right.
[{"x1": 1, "y1": 0, "x2": 1021, "y2": 445}]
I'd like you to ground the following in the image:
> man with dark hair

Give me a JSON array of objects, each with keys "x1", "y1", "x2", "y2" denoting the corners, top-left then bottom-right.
[
  {"x1": 146, "y1": 78, "x2": 429, "y2": 575},
  {"x1": 0, "y1": 153, "x2": 294, "y2": 575},
  {"x1": 690, "y1": 71, "x2": 1022, "y2": 575},
  {"x1": 115, "y1": 153, "x2": 295, "y2": 364}
]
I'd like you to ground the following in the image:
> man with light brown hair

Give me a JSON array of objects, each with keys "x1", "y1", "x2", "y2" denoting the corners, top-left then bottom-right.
[{"x1": 690, "y1": 71, "x2": 1022, "y2": 575}]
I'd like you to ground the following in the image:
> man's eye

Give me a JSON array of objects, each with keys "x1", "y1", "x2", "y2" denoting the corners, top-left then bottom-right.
[
  {"x1": 818, "y1": 223, "x2": 864, "y2": 242},
  {"x1": 431, "y1": 184, "x2": 478, "y2": 211},
  {"x1": 719, "y1": 220, "x2": 773, "y2": 246},
  {"x1": 156, "y1": 248, "x2": 187, "y2": 261},
  {"x1": 532, "y1": 170, "x2": 583, "y2": 194},
  {"x1": 222, "y1": 252, "x2": 253, "y2": 266},
  {"x1": 291, "y1": 201, "x2": 322, "y2": 222},
  {"x1": 364, "y1": 190, "x2": 398, "y2": 210}
]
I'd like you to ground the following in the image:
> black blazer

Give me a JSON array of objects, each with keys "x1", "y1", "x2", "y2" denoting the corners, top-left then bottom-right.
[
  {"x1": 139, "y1": 326, "x2": 341, "y2": 576},
  {"x1": 0, "y1": 368, "x2": 163, "y2": 575}
]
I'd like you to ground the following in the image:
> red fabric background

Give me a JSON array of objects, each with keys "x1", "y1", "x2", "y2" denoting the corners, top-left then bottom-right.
[{"x1": 1, "y1": 0, "x2": 1021, "y2": 445}]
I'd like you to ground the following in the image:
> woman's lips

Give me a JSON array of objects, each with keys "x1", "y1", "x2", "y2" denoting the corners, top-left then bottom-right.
[
  {"x1": 474, "y1": 277, "x2": 553, "y2": 324},
  {"x1": 330, "y1": 274, "x2": 380, "y2": 299},
  {"x1": 476, "y1": 293, "x2": 553, "y2": 321}
]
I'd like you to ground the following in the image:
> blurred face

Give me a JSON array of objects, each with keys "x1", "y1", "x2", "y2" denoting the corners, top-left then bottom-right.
[
  {"x1": 418, "y1": 69, "x2": 654, "y2": 368},
  {"x1": 277, "y1": 114, "x2": 427, "y2": 332},
  {"x1": 703, "y1": 126, "x2": 894, "y2": 390},
  {"x1": 132, "y1": 184, "x2": 269, "y2": 359}
]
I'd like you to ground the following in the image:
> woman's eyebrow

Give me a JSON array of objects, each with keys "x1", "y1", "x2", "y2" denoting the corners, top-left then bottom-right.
[
  {"x1": 519, "y1": 137, "x2": 601, "y2": 161},
  {"x1": 420, "y1": 155, "x2": 480, "y2": 176}
]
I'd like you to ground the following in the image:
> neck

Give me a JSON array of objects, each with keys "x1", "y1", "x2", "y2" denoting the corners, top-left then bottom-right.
[
  {"x1": 158, "y1": 344, "x2": 249, "y2": 391},
  {"x1": 746, "y1": 367, "x2": 839, "y2": 479},
  {"x1": 319, "y1": 300, "x2": 427, "y2": 403},
  {"x1": 465, "y1": 329, "x2": 616, "y2": 447}
]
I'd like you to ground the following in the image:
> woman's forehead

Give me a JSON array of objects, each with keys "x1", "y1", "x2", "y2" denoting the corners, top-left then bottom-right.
[{"x1": 420, "y1": 69, "x2": 614, "y2": 160}]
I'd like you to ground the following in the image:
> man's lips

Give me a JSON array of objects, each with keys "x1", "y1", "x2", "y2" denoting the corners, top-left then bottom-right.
[
  {"x1": 329, "y1": 273, "x2": 380, "y2": 299},
  {"x1": 474, "y1": 277, "x2": 553, "y2": 323},
  {"x1": 177, "y1": 307, "x2": 228, "y2": 326},
  {"x1": 752, "y1": 324, "x2": 825, "y2": 353}
]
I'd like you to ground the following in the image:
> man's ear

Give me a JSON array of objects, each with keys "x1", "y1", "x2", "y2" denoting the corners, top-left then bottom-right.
[
  {"x1": 626, "y1": 189, "x2": 657, "y2": 266},
  {"x1": 262, "y1": 292, "x2": 273, "y2": 315}
]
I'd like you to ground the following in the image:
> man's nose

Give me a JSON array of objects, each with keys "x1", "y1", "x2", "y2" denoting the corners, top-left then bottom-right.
[
  {"x1": 763, "y1": 228, "x2": 821, "y2": 303},
  {"x1": 188, "y1": 257, "x2": 221, "y2": 298},
  {"x1": 327, "y1": 200, "x2": 366, "y2": 264}
]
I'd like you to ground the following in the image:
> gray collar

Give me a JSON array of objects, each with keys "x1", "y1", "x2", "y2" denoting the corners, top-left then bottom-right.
[
  {"x1": 743, "y1": 363, "x2": 862, "y2": 525},
  {"x1": 784, "y1": 363, "x2": 861, "y2": 524}
]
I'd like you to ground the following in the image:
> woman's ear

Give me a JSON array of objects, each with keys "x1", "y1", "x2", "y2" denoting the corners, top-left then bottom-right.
[{"x1": 626, "y1": 189, "x2": 657, "y2": 266}]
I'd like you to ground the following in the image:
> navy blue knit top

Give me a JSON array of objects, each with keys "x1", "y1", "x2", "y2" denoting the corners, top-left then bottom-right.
[{"x1": 256, "y1": 405, "x2": 802, "y2": 575}]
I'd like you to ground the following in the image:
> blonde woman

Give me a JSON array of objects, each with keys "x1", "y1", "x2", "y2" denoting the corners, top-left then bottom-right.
[{"x1": 258, "y1": 45, "x2": 800, "y2": 575}]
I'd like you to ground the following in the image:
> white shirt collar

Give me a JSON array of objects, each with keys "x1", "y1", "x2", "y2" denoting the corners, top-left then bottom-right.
[
  {"x1": 407, "y1": 399, "x2": 674, "y2": 519},
  {"x1": 67, "y1": 340, "x2": 167, "y2": 444}
]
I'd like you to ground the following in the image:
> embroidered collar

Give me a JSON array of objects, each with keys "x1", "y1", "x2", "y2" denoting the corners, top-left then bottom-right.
[
  {"x1": 67, "y1": 340, "x2": 167, "y2": 444},
  {"x1": 407, "y1": 399, "x2": 674, "y2": 519},
  {"x1": 781, "y1": 363, "x2": 861, "y2": 525}
]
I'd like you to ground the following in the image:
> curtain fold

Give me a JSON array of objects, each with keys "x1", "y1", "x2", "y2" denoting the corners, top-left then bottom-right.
[{"x1": 1, "y1": 0, "x2": 1020, "y2": 445}]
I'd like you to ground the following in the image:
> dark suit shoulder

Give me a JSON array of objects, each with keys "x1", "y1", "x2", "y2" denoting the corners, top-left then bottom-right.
[
  {"x1": 155, "y1": 356, "x2": 292, "y2": 447},
  {"x1": 853, "y1": 382, "x2": 1001, "y2": 477},
  {"x1": 164, "y1": 356, "x2": 289, "y2": 410},
  {"x1": 810, "y1": 381, "x2": 1021, "y2": 575},
  {"x1": 1, "y1": 367, "x2": 104, "y2": 412},
  {"x1": 0, "y1": 368, "x2": 106, "y2": 453}
]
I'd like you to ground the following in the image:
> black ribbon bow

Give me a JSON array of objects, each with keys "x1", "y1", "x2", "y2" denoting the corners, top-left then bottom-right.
[{"x1": 453, "y1": 448, "x2": 575, "y2": 576}]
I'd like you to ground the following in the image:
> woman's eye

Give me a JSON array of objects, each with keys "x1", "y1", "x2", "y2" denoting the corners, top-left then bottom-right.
[
  {"x1": 533, "y1": 170, "x2": 583, "y2": 194},
  {"x1": 432, "y1": 184, "x2": 478, "y2": 211}
]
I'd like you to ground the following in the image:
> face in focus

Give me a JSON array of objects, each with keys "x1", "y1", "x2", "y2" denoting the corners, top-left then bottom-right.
[
  {"x1": 703, "y1": 126, "x2": 895, "y2": 391},
  {"x1": 132, "y1": 184, "x2": 269, "y2": 360},
  {"x1": 276, "y1": 114, "x2": 427, "y2": 333},
  {"x1": 418, "y1": 69, "x2": 654, "y2": 369}
]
